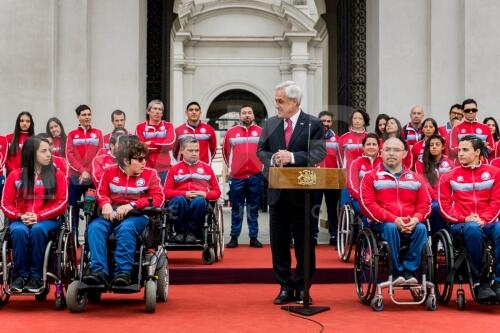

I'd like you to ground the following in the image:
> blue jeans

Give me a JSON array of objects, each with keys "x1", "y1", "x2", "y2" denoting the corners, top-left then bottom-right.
[
  {"x1": 9, "y1": 220, "x2": 60, "y2": 279},
  {"x1": 167, "y1": 196, "x2": 208, "y2": 234},
  {"x1": 229, "y1": 174, "x2": 262, "y2": 239},
  {"x1": 370, "y1": 222, "x2": 428, "y2": 273},
  {"x1": 430, "y1": 200, "x2": 444, "y2": 236},
  {"x1": 87, "y1": 216, "x2": 148, "y2": 275},
  {"x1": 448, "y1": 221, "x2": 500, "y2": 282}
]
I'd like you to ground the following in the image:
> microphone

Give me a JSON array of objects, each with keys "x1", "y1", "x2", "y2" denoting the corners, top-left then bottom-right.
[{"x1": 307, "y1": 121, "x2": 311, "y2": 167}]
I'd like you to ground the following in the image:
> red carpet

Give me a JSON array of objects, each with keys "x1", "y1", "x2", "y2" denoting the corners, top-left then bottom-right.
[{"x1": 1, "y1": 284, "x2": 499, "y2": 332}]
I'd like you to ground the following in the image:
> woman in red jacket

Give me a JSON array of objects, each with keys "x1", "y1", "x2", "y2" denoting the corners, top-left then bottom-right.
[
  {"x1": 1, "y1": 136, "x2": 68, "y2": 293},
  {"x1": 5, "y1": 111, "x2": 35, "y2": 174},
  {"x1": 46, "y1": 117, "x2": 67, "y2": 159}
]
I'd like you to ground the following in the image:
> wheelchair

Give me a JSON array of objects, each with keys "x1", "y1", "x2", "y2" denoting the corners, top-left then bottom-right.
[
  {"x1": 433, "y1": 228, "x2": 498, "y2": 310},
  {"x1": 66, "y1": 200, "x2": 169, "y2": 313},
  {"x1": 0, "y1": 211, "x2": 77, "y2": 310},
  {"x1": 354, "y1": 222, "x2": 437, "y2": 311},
  {"x1": 165, "y1": 200, "x2": 224, "y2": 265},
  {"x1": 337, "y1": 201, "x2": 364, "y2": 262}
]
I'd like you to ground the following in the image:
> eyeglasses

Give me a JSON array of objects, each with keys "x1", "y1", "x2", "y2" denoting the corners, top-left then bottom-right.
[
  {"x1": 132, "y1": 156, "x2": 146, "y2": 163},
  {"x1": 383, "y1": 147, "x2": 405, "y2": 153},
  {"x1": 463, "y1": 108, "x2": 478, "y2": 113}
]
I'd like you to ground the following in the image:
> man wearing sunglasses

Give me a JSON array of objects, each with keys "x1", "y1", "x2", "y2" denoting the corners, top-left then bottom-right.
[{"x1": 449, "y1": 98, "x2": 495, "y2": 160}]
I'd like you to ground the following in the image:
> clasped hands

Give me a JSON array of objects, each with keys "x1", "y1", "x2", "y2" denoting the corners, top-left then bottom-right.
[
  {"x1": 20, "y1": 212, "x2": 38, "y2": 225},
  {"x1": 101, "y1": 203, "x2": 134, "y2": 221},
  {"x1": 395, "y1": 216, "x2": 420, "y2": 234},
  {"x1": 466, "y1": 213, "x2": 484, "y2": 227},
  {"x1": 186, "y1": 191, "x2": 207, "y2": 200},
  {"x1": 272, "y1": 150, "x2": 292, "y2": 166}
]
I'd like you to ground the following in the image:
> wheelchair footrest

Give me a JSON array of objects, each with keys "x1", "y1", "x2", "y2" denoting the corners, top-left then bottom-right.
[
  {"x1": 110, "y1": 283, "x2": 140, "y2": 294},
  {"x1": 78, "y1": 282, "x2": 107, "y2": 292}
]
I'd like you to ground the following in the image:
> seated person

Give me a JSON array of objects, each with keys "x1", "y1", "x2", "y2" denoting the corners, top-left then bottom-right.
[
  {"x1": 83, "y1": 138, "x2": 164, "y2": 287},
  {"x1": 91, "y1": 129, "x2": 127, "y2": 186},
  {"x1": 164, "y1": 137, "x2": 221, "y2": 243},
  {"x1": 1, "y1": 136, "x2": 67, "y2": 292},
  {"x1": 360, "y1": 137, "x2": 431, "y2": 285},
  {"x1": 439, "y1": 135, "x2": 500, "y2": 302}
]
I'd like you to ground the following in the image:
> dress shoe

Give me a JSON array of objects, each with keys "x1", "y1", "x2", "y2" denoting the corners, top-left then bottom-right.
[
  {"x1": 249, "y1": 238, "x2": 263, "y2": 248},
  {"x1": 273, "y1": 286, "x2": 295, "y2": 305},
  {"x1": 226, "y1": 237, "x2": 238, "y2": 248},
  {"x1": 474, "y1": 281, "x2": 497, "y2": 302},
  {"x1": 185, "y1": 232, "x2": 200, "y2": 243},
  {"x1": 296, "y1": 288, "x2": 313, "y2": 305},
  {"x1": 83, "y1": 271, "x2": 108, "y2": 286},
  {"x1": 10, "y1": 277, "x2": 26, "y2": 292},
  {"x1": 111, "y1": 272, "x2": 131, "y2": 287}
]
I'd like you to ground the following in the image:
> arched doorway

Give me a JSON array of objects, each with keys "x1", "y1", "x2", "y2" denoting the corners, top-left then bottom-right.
[{"x1": 206, "y1": 89, "x2": 267, "y2": 131}]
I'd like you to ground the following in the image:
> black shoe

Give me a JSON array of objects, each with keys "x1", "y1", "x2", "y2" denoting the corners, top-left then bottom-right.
[
  {"x1": 295, "y1": 288, "x2": 313, "y2": 305},
  {"x1": 83, "y1": 272, "x2": 108, "y2": 286},
  {"x1": 24, "y1": 278, "x2": 43, "y2": 293},
  {"x1": 10, "y1": 277, "x2": 26, "y2": 292},
  {"x1": 402, "y1": 270, "x2": 418, "y2": 285},
  {"x1": 313, "y1": 238, "x2": 318, "y2": 246},
  {"x1": 273, "y1": 286, "x2": 295, "y2": 305},
  {"x1": 172, "y1": 233, "x2": 185, "y2": 243},
  {"x1": 493, "y1": 281, "x2": 500, "y2": 301},
  {"x1": 249, "y1": 238, "x2": 263, "y2": 248},
  {"x1": 474, "y1": 282, "x2": 497, "y2": 302},
  {"x1": 185, "y1": 232, "x2": 200, "y2": 243},
  {"x1": 111, "y1": 272, "x2": 131, "y2": 287},
  {"x1": 226, "y1": 237, "x2": 238, "y2": 248}
]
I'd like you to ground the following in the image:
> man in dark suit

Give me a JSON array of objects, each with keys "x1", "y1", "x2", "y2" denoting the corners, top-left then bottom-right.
[{"x1": 257, "y1": 81, "x2": 326, "y2": 304}]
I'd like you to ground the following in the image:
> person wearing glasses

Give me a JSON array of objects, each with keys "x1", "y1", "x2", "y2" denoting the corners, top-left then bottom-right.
[
  {"x1": 83, "y1": 138, "x2": 164, "y2": 287},
  {"x1": 438, "y1": 104, "x2": 464, "y2": 140},
  {"x1": 360, "y1": 136, "x2": 431, "y2": 285},
  {"x1": 449, "y1": 99, "x2": 495, "y2": 160}
]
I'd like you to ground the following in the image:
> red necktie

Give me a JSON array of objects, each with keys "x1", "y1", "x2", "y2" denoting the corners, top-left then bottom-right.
[{"x1": 284, "y1": 118, "x2": 293, "y2": 147}]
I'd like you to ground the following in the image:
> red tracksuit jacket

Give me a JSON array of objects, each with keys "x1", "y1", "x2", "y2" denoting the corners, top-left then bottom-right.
[
  {"x1": 52, "y1": 155, "x2": 68, "y2": 179},
  {"x1": 415, "y1": 155, "x2": 454, "y2": 200},
  {"x1": 317, "y1": 129, "x2": 341, "y2": 168},
  {"x1": 96, "y1": 164, "x2": 164, "y2": 209},
  {"x1": 163, "y1": 160, "x2": 221, "y2": 201},
  {"x1": 5, "y1": 132, "x2": 30, "y2": 175},
  {"x1": 491, "y1": 157, "x2": 500, "y2": 168},
  {"x1": 347, "y1": 155, "x2": 382, "y2": 200},
  {"x1": 439, "y1": 163, "x2": 500, "y2": 224},
  {"x1": 360, "y1": 164, "x2": 431, "y2": 223},
  {"x1": 222, "y1": 124, "x2": 263, "y2": 179},
  {"x1": 135, "y1": 121, "x2": 176, "y2": 172},
  {"x1": 51, "y1": 136, "x2": 65, "y2": 158},
  {"x1": 402, "y1": 123, "x2": 422, "y2": 147},
  {"x1": 449, "y1": 120, "x2": 494, "y2": 159},
  {"x1": 91, "y1": 153, "x2": 116, "y2": 187},
  {"x1": 174, "y1": 122, "x2": 217, "y2": 164},
  {"x1": 66, "y1": 125, "x2": 103, "y2": 178},
  {"x1": 0, "y1": 135, "x2": 7, "y2": 177},
  {"x1": 1, "y1": 168, "x2": 68, "y2": 221},
  {"x1": 338, "y1": 130, "x2": 367, "y2": 168},
  {"x1": 103, "y1": 129, "x2": 129, "y2": 149}
]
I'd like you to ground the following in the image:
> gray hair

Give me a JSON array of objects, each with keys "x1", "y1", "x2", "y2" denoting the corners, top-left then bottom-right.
[
  {"x1": 147, "y1": 99, "x2": 164, "y2": 111},
  {"x1": 275, "y1": 81, "x2": 303, "y2": 104},
  {"x1": 179, "y1": 136, "x2": 198, "y2": 150}
]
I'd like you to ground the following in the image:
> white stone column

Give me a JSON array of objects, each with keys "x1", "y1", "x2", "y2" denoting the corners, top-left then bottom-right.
[
  {"x1": 171, "y1": 35, "x2": 187, "y2": 125},
  {"x1": 287, "y1": 36, "x2": 313, "y2": 111}
]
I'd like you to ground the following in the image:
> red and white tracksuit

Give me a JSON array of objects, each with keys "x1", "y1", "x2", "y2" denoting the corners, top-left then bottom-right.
[
  {"x1": 411, "y1": 139, "x2": 449, "y2": 170},
  {"x1": 222, "y1": 124, "x2": 263, "y2": 179},
  {"x1": 51, "y1": 136, "x2": 65, "y2": 158},
  {"x1": 491, "y1": 157, "x2": 500, "y2": 168},
  {"x1": 5, "y1": 132, "x2": 30, "y2": 174},
  {"x1": 135, "y1": 121, "x2": 176, "y2": 172},
  {"x1": 415, "y1": 155, "x2": 454, "y2": 200},
  {"x1": 1, "y1": 168, "x2": 68, "y2": 221},
  {"x1": 163, "y1": 160, "x2": 221, "y2": 201},
  {"x1": 403, "y1": 123, "x2": 422, "y2": 147},
  {"x1": 103, "y1": 129, "x2": 129, "y2": 149},
  {"x1": 338, "y1": 130, "x2": 367, "y2": 168},
  {"x1": 174, "y1": 122, "x2": 217, "y2": 164},
  {"x1": 347, "y1": 155, "x2": 382, "y2": 201},
  {"x1": 449, "y1": 120, "x2": 495, "y2": 159},
  {"x1": 439, "y1": 163, "x2": 500, "y2": 224},
  {"x1": 91, "y1": 153, "x2": 116, "y2": 187},
  {"x1": 496, "y1": 141, "x2": 500, "y2": 158},
  {"x1": 317, "y1": 129, "x2": 341, "y2": 168},
  {"x1": 360, "y1": 164, "x2": 431, "y2": 223},
  {"x1": 438, "y1": 122, "x2": 453, "y2": 140},
  {"x1": 96, "y1": 164, "x2": 164, "y2": 209},
  {"x1": 0, "y1": 135, "x2": 7, "y2": 178},
  {"x1": 66, "y1": 125, "x2": 103, "y2": 178},
  {"x1": 52, "y1": 155, "x2": 68, "y2": 179}
]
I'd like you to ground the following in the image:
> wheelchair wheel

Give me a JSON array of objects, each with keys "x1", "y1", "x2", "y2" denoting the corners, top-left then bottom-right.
[
  {"x1": 432, "y1": 230, "x2": 454, "y2": 305},
  {"x1": 337, "y1": 204, "x2": 355, "y2": 262},
  {"x1": 411, "y1": 241, "x2": 434, "y2": 302},
  {"x1": 457, "y1": 289, "x2": 466, "y2": 310},
  {"x1": 66, "y1": 280, "x2": 87, "y2": 313},
  {"x1": 0, "y1": 240, "x2": 11, "y2": 307},
  {"x1": 215, "y1": 203, "x2": 224, "y2": 261},
  {"x1": 54, "y1": 294, "x2": 66, "y2": 310},
  {"x1": 370, "y1": 296, "x2": 384, "y2": 312},
  {"x1": 354, "y1": 228, "x2": 378, "y2": 304},
  {"x1": 156, "y1": 253, "x2": 169, "y2": 302},
  {"x1": 144, "y1": 280, "x2": 157, "y2": 313},
  {"x1": 35, "y1": 285, "x2": 50, "y2": 302},
  {"x1": 202, "y1": 248, "x2": 216, "y2": 265}
]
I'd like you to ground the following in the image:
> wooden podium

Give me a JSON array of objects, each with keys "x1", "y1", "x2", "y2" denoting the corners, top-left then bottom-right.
[{"x1": 269, "y1": 167, "x2": 345, "y2": 316}]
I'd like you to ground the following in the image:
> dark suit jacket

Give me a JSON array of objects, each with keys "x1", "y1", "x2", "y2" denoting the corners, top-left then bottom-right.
[{"x1": 257, "y1": 111, "x2": 326, "y2": 206}]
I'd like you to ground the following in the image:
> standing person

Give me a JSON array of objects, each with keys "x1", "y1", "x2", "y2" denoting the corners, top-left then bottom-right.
[
  {"x1": 174, "y1": 101, "x2": 217, "y2": 164},
  {"x1": 415, "y1": 134, "x2": 454, "y2": 235},
  {"x1": 410, "y1": 118, "x2": 439, "y2": 167},
  {"x1": 1, "y1": 136, "x2": 67, "y2": 292},
  {"x1": 374, "y1": 114, "x2": 390, "y2": 140},
  {"x1": 46, "y1": 117, "x2": 67, "y2": 158},
  {"x1": 313, "y1": 110, "x2": 341, "y2": 245},
  {"x1": 438, "y1": 104, "x2": 464, "y2": 140},
  {"x1": 483, "y1": 117, "x2": 499, "y2": 143},
  {"x1": 338, "y1": 110, "x2": 369, "y2": 168},
  {"x1": 91, "y1": 129, "x2": 126, "y2": 187},
  {"x1": 103, "y1": 109, "x2": 129, "y2": 149},
  {"x1": 402, "y1": 105, "x2": 425, "y2": 147},
  {"x1": 135, "y1": 100, "x2": 176, "y2": 184},
  {"x1": 6, "y1": 111, "x2": 35, "y2": 175},
  {"x1": 223, "y1": 105, "x2": 263, "y2": 248},
  {"x1": 439, "y1": 135, "x2": 500, "y2": 301},
  {"x1": 360, "y1": 136, "x2": 431, "y2": 285},
  {"x1": 257, "y1": 81, "x2": 326, "y2": 304},
  {"x1": 66, "y1": 105, "x2": 103, "y2": 230}
]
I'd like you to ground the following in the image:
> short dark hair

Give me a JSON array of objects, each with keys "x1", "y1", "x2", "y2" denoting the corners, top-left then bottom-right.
[
  {"x1": 111, "y1": 109, "x2": 126, "y2": 121},
  {"x1": 318, "y1": 110, "x2": 334, "y2": 119},
  {"x1": 186, "y1": 101, "x2": 201, "y2": 110},
  {"x1": 351, "y1": 109, "x2": 370, "y2": 127},
  {"x1": 461, "y1": 98, "x2": 477, "y2": 109},
  {"x1": 115, "y1": 139, "x2": 148, "y2": 169},
  {"x1": 362, "y1": 133, "x2": 379, "y2": 146},
  {"x1": 35, "y1": 132, "x2": 51, "y2": 141},
  {"x1": 109, "y1": 128, "x2": 127, "y2": 146},
  {"x1": 240, "y1": 105, "x2": 254, "y2": 113},
  {"x1": 459, "y1": 134, "x2": 488, "y2": 158},
  {"x1": 449, "y1": 104, "x2": 463, "y2": 113},
  {"x1": 75, "y1": 104, "x2": 91, "y2": 116}
]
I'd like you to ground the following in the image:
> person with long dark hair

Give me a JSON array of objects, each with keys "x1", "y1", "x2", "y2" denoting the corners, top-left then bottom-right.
[
  {"x1": 484, "y1": 117, "x2": 499, "y2": 142},
  {"x1": 411, "y1": 118, "x2": 439, "y2": 168},
  {"x1": 36, "y1": 133, "x2": 68, "y2": 178},
  {"x1": 338, "y1": 109, "x2": 369, "y2": 168},
  {"x1": 1, "y1": 136, "x2": 67, "y2": 293},
  {"x1": 439, "y1": 135, "x2": 500, "y2": 302},
  {"x1": 6, "y1": 111, "x2": 34, "y2": 174},
  {"x1": 415, "y1": 134, "x2": 454, "y2": 235},
  {"x1": 46, "y1": 117, "x2": 67, "y2": 158},
  {"x1": 0, "y1": 134, "x2": 7, "y2": 200},
  {"x1": 374, "y1": 113, "x2": 390, "y2": 140}
]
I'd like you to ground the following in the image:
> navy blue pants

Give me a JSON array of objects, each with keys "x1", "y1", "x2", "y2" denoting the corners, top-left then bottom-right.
[
  {"x1": 10, "y1": 220, "x2": 60, "y2": 279},
  {"x1": 448, "y1": 221, "x2": 500, "y2": 282},
  {"x1": 167, "y1": 196, "x2": 208, "y2": 234},
  {"x1": 229, "y1": 174, "x2": 262, "y2": 239},
  {"x1": 68, "y1": 176, "x2": 93, "y2": 233},
  {"x1": 429, "y1": 200, "x2": 444, "y2": 236},
  {"x1": 87, "y1": 216, "x2": 148, "y2": 275},
  {"x1": 370, "y1": 222, "x2": 428, "y2": 273},
  {"x1": 311, "y1": 188, "x2": 340, "y2": 238}
]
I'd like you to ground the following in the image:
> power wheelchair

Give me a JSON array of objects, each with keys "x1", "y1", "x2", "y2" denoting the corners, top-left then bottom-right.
[
  {"x1": 433, "y1": 227, "x2": 499, "y2": 310},
  {"x1": 0, "y1": 210, "x2": 77, "y2": 310},
  {"x1": 354, "y1": 221, "x2": 437, "y2": 311},
  {"x1": 164, "y1": 199, "x2": 224, "y2": 265},
  {"x1": 66, "y1": 199, "x2": 169, "y2": 313}
]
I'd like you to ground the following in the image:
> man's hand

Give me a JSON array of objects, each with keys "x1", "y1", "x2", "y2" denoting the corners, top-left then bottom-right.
[
  {"x1": 101, "y1": 203, "x2": 114, "y2": 221},
  {"x1": 402, "y1": 217, "x2": 419, "y2": 233},
  {"x1": 186, "y1": 191, "x2": 207, "y2": 199},
  {"x1": 20, "y1": 213, "x2": 37, "y2": 225},
  {"x1": 115, "y1": 204, "x2": 134, "y2": 220},
  {"x1": 394, "y1": 217, "x2": 405, "y2": 231},
  {"x1": 274, "y1": 150, "x2": 292, "y2": 166},
  {"x1": 466, "y1": 213, "x2": 484, "y2": 227}
]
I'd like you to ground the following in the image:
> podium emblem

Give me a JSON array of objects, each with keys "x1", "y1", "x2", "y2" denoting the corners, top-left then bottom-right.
[{"x1": 297, "y1": 170, "x2": 317, "y2": 186}]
